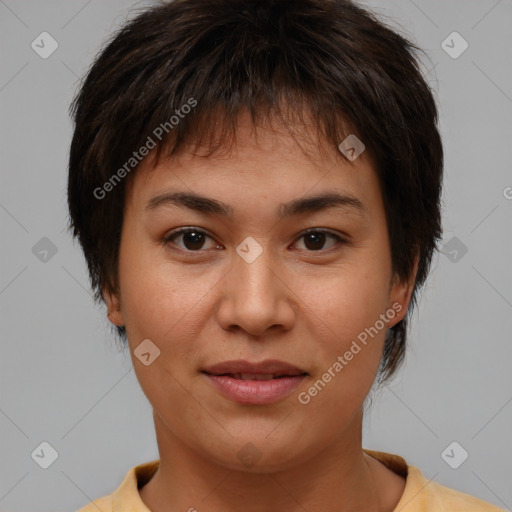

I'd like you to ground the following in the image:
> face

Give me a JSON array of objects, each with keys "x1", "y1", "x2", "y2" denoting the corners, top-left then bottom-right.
[{"x1": 105, "y1": 113, "x2": 415, "y2": 472}]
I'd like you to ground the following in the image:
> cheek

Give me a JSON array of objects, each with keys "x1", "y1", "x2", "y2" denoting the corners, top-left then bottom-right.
[
  {"x1": 295, "y1": 258, "x2": 391, "y2": 405},
  {"x1": 117, "y1": 237, "x2": 218, "y2": 342},
  {"x1": 303, "y1": 259, "x2": 391, "y2": 341}
]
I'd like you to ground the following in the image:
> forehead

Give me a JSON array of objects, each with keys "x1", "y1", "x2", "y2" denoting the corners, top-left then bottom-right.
[{"x1": 124, "y1": 111, "x2": 378, "y2": 213}]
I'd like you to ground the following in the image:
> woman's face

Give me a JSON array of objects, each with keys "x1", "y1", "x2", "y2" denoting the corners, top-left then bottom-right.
[{"x1": 106, "y1": 114, "x2": 415, "y2": 472}]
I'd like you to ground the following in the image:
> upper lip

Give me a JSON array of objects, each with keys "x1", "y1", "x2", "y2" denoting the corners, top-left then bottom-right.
[{"x1": 202, "y1": 359, "x2": 307, "y2": 376}]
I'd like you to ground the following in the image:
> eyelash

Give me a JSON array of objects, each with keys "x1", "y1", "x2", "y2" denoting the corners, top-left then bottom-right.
[{"x1": 162, "y1": 227, "x2": 348, "y2": 254}]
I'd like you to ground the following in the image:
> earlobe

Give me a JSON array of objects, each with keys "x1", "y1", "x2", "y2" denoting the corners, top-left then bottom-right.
[
  {"x1": 388, "y1": 255, "x2": 419, "y2": 326},
  {"x1": 103, "y1": 287, "x2": 125, "y2": 326}
]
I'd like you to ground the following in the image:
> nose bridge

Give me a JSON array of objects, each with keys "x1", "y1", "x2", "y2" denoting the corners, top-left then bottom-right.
[
  {"x1": 217, "y1": 240, "x2": 294, "y2": 335},
  {"x1": 233, "y1": 241, "x2": 280, "y2": 307}
]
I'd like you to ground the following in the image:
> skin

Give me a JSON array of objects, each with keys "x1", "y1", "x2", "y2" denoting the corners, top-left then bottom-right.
[{"x1": 105, "y1": 111, "x2": 418, "y2": 511}]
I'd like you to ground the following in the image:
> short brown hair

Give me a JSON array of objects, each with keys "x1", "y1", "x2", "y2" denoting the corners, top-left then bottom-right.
[{"x1": 67, "y1": 0, "x2": 443, "y2": 382}]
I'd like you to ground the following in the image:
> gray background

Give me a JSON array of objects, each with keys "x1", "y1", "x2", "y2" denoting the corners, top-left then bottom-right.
[{"x1": 1, "y1": 0, "x2": 511, "y2": 510}]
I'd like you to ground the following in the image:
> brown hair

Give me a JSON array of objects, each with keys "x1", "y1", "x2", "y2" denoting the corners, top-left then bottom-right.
[{"x1": 67, "y1": 0, "x2": 443, "y2": 382}]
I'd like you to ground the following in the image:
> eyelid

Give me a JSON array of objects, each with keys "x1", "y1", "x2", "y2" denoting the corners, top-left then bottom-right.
[
  {"x1": 297, "y1": 227, "x2": 349, "y2": 241},
  {"x1": 164, "y1": 226, "x2": 212, "y2": 240}
]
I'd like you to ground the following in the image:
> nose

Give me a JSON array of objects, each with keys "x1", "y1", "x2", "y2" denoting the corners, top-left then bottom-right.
[{"x1": 216, "y1": 245, "x2": 296, "y2": 336}]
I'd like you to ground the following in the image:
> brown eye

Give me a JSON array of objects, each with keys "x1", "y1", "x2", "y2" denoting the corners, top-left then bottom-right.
[
  {"x1": 181, "y1": 230, "x2": 207, "y2": 250},
  {"x1": 164, "y1": 228, "x2": 219, "y2": 251},
  {"x1": 294, "y1": 230, "x2": 345, "y2": 251}
]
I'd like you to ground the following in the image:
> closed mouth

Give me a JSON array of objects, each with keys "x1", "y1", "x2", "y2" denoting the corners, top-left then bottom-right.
[
  {"x1": 205, "y1": 372, "x2": 308, "y2": 380},
  {"x1": 202, "y1": 359, "x2": 308, "y2": 378}
]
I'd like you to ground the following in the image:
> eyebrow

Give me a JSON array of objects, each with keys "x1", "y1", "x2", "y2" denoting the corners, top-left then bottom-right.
[{"x1": 145, "y1": 191, "x2": 367, "y2": 219}]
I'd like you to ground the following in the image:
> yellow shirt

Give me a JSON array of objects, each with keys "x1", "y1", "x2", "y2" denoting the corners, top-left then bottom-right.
[{"x1": 77, "y1": 450, "x2": 505, "y2": 511}]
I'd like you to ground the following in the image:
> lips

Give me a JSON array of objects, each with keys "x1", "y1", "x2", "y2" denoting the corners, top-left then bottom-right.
[
  {"x1": 202, "y1": 359, "x2": 307, "y2": 378},
  {"x1": 202, "y1": 359, "x2": 308, "y2": 405},
  {"x1": 223, "y1": 373, "x2": 289, "y2": 380}
]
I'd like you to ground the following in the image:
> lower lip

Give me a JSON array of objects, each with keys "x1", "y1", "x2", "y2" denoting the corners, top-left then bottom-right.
[{"x1": 203, "y1": 373, "x2": 307, "y2": 405}]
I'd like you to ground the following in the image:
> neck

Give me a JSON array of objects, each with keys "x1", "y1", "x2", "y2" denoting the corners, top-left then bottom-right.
[{"x1": 139, "y1": 409, "x2": 392, "y2": 512}]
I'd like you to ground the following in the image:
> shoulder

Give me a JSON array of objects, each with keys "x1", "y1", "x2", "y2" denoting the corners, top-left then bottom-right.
[
  {"x1": 415, "y1": 470, "x2": 505, "y2": 511},
  {"x1": 76, "y1": 494, "x2": 112, "y2": 512},
  {"x1": 364, "y1": 450, "x2": 505, "y2": 512},
  {"x1": 75, "y1": 459, "x2": 159, "y2": 512},
  {"x1": 401, "y1": 466, "x2": 506, "y2": 511}
]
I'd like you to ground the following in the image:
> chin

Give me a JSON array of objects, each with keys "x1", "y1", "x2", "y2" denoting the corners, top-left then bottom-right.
[{"x1": 199, "y1": 430, "x2": 317, "y2": 474}]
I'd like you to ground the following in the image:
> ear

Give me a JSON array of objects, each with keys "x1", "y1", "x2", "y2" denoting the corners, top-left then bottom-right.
[
  {"x1": 103, "y1": 287, "x2": 125, "y2": 327},
  {"x1": 387, "y1": 254, "x2": 419, "y2": 328}
]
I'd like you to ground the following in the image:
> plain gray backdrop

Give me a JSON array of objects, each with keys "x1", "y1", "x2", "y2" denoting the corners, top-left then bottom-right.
[{"x1": 1, "y1": 0, "x2": 511, "y2": 510}]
